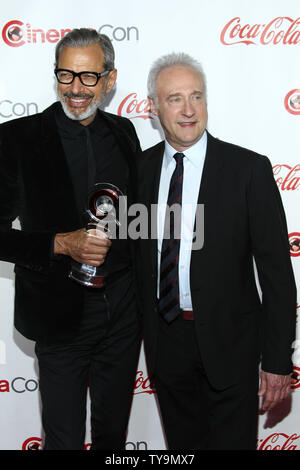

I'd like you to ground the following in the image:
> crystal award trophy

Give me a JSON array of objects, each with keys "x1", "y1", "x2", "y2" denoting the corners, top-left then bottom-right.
[{"x1": 69, "y1": 183, "x2": 123, "y2": 288}]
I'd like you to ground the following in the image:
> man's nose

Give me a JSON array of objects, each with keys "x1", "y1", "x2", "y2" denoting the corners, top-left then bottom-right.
[
  {"x1": 181, "y1": 99, "x2": 195, "y2": 116},
  {"x1": 70, "y1": 76, "x2": 85, "y2": 94}
]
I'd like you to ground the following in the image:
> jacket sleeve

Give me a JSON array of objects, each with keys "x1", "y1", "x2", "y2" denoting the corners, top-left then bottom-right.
[
  {"x1": 248, "y1": 155, "x2": 297, "y2": 375},
  {"x1": 0, "y1": 126, "x2": 54, "y2": 272}
]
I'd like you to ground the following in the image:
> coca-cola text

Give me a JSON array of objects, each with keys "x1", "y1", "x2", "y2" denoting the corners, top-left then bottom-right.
[
  {"x1": 134, "y1": 370, "x2": 156, "y2": 395},
  {"x1": 117, "y1": 93, "x2": 153, "y2": 120},
  {"x1": 221, "y1": 17, "x2": 300, "y2": 46},
  {"x1": 273, "y1": 164, "x2": 300, "y2": 191},
  {"x1": 257, "y1": 433, "x2": 300, "y2": 450}
]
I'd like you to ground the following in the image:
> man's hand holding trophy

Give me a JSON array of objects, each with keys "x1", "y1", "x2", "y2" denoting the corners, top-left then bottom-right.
[{"x1": 54, "y1": 183, "x2": 123, "y2": 288}]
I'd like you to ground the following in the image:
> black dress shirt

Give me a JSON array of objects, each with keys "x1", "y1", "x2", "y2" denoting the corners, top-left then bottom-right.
[{"x1": 55, "y1": 105, "x2": 131, "y2": 278}]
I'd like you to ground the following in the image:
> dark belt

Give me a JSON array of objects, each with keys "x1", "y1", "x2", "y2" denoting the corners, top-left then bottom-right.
[{"x1": 181, "y1": 310, "x2": 194, "y2": 320}]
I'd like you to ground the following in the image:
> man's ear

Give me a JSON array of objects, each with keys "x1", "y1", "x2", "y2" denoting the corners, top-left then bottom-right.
[
  {"x1": 105, "y1": 68, "x2": 118, "y2": 94},
  {"x1": 148, "y1": 96, "x2": 158, "y2": 116}
]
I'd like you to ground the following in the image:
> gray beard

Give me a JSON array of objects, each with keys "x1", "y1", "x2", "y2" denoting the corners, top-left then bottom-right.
[{"x1": 58, "y1": 95, "x2": 101, "y2": 122}]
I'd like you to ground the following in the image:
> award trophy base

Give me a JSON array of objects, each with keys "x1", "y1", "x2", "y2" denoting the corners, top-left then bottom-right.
[{"x1": 69, "y1": 261, "x2": 106, "y2": 288}]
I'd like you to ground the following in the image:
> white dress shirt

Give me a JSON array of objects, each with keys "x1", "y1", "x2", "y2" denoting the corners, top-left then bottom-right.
[{"x1": 157, "y1": 131, "x2": 207, "y2": 309}]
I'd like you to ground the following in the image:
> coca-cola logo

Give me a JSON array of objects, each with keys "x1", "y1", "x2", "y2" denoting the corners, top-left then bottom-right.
[
  {"x1": 22, "y1": 437, "x2": 43, "y2": 450},
  {"x1": 257, "y1": 433, "x2": 300, "y2": 450},
  {"x1": 221, "y1": 17, "x2": 300, "y2": 46},
  {"x1": 134, "y1": 370, "x2": 156, "y2": 395},
  {"x1": 273, "y1": 164, "x2": 300, "y2": 191},
  {"x1": 117, "y1": 93, "x2": 153, "y2": 120},
  {"x1": 291, "y1": 366, "x2": 300, "y2": 389},
  {"x1": 285, "y1": 89, "x2": 300, "y2": 115},
  {"x1": 289, "y1": 232, "x2": 300, "y2": 257}
]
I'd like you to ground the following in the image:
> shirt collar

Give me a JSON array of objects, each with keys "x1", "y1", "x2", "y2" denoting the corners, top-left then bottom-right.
[
  {"x1": 164, "y1": 130, "x2": 207, "y2": 169},
  {"x1": 55, "y1": 102, "x2": 101, "y2": 137}
]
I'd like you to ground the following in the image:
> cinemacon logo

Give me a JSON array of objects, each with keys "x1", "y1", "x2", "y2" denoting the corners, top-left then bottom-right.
[
  {"x1": 289, "y1": 233, "x2": 300, "y2": 257},
  {"x1": 285, "y1": 90, "x2": 300, "y2": 115},
  {"x1": 0, "y1": 377, "x2": 38, "y2": 393},
  {"x1": 22, "y1": 437, "x2": 147, "y2": 450},
  {"x1": 1, "y1": 20, "x2": 139, "y2": 47},
  {"x1": 221, "y1": 16, "x2": 300, "y2": 45},
  {"x1": 292, "y1": 367, "x2": 300, "y2": 390},
  {"x1": 0, "y1": 100, "x2": 38, "y2": 119}
]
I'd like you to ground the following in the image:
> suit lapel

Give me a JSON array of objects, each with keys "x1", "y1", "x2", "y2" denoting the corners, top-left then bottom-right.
[
  {"x1": 39, "y1": 103, "x2": 80, "y2": 230},
  {"x1": 197, "y1": 132, "x2": 224, "y2": 208},
  {"x1": 101, "y1": 111, "x2": 138, "y2": 154},
  {"x1": 151, "y1": 144, "x2": 165, "y2": 274},
  {"x1": 142, "y1": 142, "x2": 165, "y2": 274},
  {"x1": 99, "y1": 111, "x2": 139, "y2": 205},
  {"x1": 190, "y1": 132, "x2": 224, "y2": 288}
]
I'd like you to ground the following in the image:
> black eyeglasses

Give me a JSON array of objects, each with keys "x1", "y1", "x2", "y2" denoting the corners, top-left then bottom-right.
[{"x1": 54, "y1": 68, "x2": 110, "y2": 87}]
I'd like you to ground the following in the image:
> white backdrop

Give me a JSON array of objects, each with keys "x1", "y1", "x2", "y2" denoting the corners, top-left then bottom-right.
[{"x1": 0, "y1": 0, "x2": 299, "y2": 451}]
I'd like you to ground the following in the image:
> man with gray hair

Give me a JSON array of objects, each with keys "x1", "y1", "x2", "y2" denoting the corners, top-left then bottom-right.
[
  {"x1": 0, "y1": 28, "x2": 141, "y2": 449},
  {"x1": 137, "y1": 52, "x2": 296, "y2": 449}
]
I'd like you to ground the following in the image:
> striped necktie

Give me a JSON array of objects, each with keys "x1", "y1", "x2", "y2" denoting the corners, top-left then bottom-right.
[{"x1": 158, "y1": 152, "x2": 184, "y2": 323}]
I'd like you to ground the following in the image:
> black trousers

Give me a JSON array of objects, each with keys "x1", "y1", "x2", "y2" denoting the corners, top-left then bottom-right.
[
  {"x1": 154, "y1": 315, "x2": 259, "y2": 450},
  {"x1": 35, "y1": 272, "x2": 141, "y2": 450}
]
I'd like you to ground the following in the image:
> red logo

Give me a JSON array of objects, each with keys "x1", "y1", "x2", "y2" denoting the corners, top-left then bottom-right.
[
  {"x1": 2, "y1": 20, "x2": 71, "y2": 47},
  {"x1": 22, "y1": 437, "x2": 43, "y2": 450},
  {"x1": 117, "y1": 93, "x2": 153, "y2": 120},
  {"x1": 273, "y1": 164, "x2": 300, "y2": 191},
  {"x1": 221, "y1": 17, "x2": 300, "y2": 46},
  {"x1": 134, "y1": 370, "x2": 156, "y2": 395},
  {"x1": 2, "y1": 20, "x2": 25, "y2": 47},
  {"x1": 289, "y1": 233, "x2": 300, "y2": 257},
  {"x1": 285, "y1": 89, "x2": 300, "y2": 115},
  {"x1": 257, "y1": 433, "x2": 300, "y2": 450},
  {"x1": 291, "y1": 366, "x2": 300, "y2": 390}
]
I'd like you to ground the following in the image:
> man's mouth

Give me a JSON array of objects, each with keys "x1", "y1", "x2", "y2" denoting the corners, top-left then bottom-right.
[
  {"x1": 63, "y1": 93, "x2": 94, "y2": 108},
  {"x1": 178, "y1": 121, "x2": 197, "y2": 127}
]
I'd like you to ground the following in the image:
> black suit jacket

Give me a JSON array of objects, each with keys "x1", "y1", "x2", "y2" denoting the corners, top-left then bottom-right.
[
  {"x1": 0, "y1": 102, "x2": 141, "y2": 342},
  {"x1": 137, "y1": 132, "x2": 296, "y2": 389}
]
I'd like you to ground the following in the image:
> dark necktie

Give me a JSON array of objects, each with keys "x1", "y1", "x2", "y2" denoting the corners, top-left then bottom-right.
[
  {"x1": 158, "y1": 152, "x2": 184, "y2": 323},
  {"x1": 85, "y1": 126, "x2": 96, "y2": 193}
]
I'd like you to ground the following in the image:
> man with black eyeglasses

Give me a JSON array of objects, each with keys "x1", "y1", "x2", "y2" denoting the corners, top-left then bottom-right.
[{"x1": 0, "y1": 28, "x2": 141, "y2": 450}]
